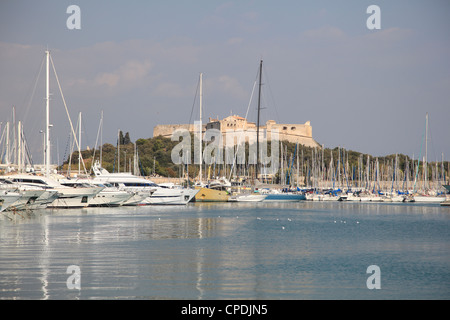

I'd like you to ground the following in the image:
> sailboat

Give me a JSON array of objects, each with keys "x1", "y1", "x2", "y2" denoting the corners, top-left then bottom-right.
[
  {"x1": 413, "y1": 113, "x2": 445, "y2": 203},
  {"x1": 441, "y1": 185, "x2": 450, "y2": 206},
  {"x1": 2, "y1": 50, "x2": 103, "y2": 208},
  {"x1": 59, "y1": 112, "x2": 134, "y2": 207},
  {"x1": 252, "y1": 60, "x2": 305, "y2": 202},
  {"x1": 193, "y1": 73, "x2": 230, "y2": 202}
]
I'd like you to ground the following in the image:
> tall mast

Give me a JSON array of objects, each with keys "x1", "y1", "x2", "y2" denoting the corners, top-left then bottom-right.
[
  {"x1": 78, "y1": 112, "x2": 82, "y2": 175},
  {"x1": 425, "y1": 112, "x2": 428, "y2": 188},
  {"x1": 45, "y1": 50, "x2": 51, "y2": 177},
  {"x1": 256, "y1": 60, "x2": 262, "y2": 180},
  {"x1": 199, "y1": 72, "x2": 203, "y2": 184},
  {"x1": 18, "y1": 121, "x2": 22, "y2": 173},
  {"x1": 5, "y1": 122, "x2": 9, "y2": 165},
  {"x1": 100, "y1": 110, "x2": 103, "y2": 166},
  {"x1": 117, "y1": 129, "x2": 120, "y2": 173}
]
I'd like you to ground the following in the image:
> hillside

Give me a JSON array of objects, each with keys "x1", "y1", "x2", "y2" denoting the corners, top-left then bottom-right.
[{"x1": 62, "y1": 131, "x2": 450, "y2": 187}]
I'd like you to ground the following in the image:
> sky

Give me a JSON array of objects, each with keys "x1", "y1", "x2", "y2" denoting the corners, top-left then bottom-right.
[{"x1": 0, "y1": 0, "x2": 449, "y2": 165}]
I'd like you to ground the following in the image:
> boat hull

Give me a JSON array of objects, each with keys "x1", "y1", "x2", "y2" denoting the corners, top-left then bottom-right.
[
  {"x1": 234, "y1": 194, "x2": 267, "y2": 202},
  {"x1": 194, "y1": 187, "x2": 229, "y2": 202},
  {"x1": 144, "y1": 188, "x2": 199, "y2": 205},
  {"x1": 413, "y1": 195, "x2": 445, "y2": 203},
  {"x1": 88, "y1": 189, "x2": 133, "y2": 207},
  {"x1": 47, "y1": 187, "x2": 103, "y2": 208},
  {"x1": 5, "y1": 189, "x2": 46, "y2": 211},
  {"x1": 263, "y1": 193, "x2": 306, "y2": 202},
  {"x1": 0, "y1": 191, "x2": 22, "y2": 212}
]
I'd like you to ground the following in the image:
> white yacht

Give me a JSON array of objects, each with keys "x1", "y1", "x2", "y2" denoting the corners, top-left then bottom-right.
[
  {"x1": 142, "y1": 185, "x2": 199, "y2": 205},
  {"x1": 0, "y1": 190, "x2": 22, "y2": 212},
  {"x1": 0, "y1": 178, "x2": 59, "y2": 209},
  {"x1": 92, "y1": 161, "x2": 198, "y2": 205},
  {"x1": 89, "y1": 183, "x2": 134, "y2": 207},
  {"x1": 3, "y1": 174, "x2": 103, "y2": 208},
  {"x1": 230, "y1": 194, "x2": 267, "y2": 202},
  {"x1": 59, "y1": 178, "x2": 133, "y2": 207},
  {"x1": 413, "y1": 194, "x2": 445, "y2": 203}
]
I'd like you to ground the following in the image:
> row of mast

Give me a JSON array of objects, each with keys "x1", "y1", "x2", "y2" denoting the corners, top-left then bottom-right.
[{"x1": 1, "y1": 53, "x2": 448, "y2": 193}]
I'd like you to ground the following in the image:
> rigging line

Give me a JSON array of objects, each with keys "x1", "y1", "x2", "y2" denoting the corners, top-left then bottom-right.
[
  {"x1": 90, "y1": 112, "x2": 103, "y2": 172},
  {"x1": 67, "y1": 114, "x2": 80, "y2": 175},
  {"x1": 81, "y1": 115, "x2": 90, "y2": 151},
  {"x1": 49, "y1": 53, "x2": 88, "y2": 177},
  {"x1": 62, "y1": 132, "x2": 71, "y2": 167},
  {"x1": 261, "y1": 63, "x2": 281, "y2": 123},
  {"x1": 22, "y1": 53, "x2": 45, "y2": 125},
  {"x1": 188, "y1": 77, "x2": 200, "y2": 126},
  {"x1": 21, "y1": 131, "x2": 34, "y2": 166},
  {"x1": 413, "y1": 117, "x2": 426, "y2": 193},
  {"x1": 426, "y1": 115, "x2": 438, "y2": 163},
  {"x1": 228, "y1": 70, "x2": 259, "y2": 181}
]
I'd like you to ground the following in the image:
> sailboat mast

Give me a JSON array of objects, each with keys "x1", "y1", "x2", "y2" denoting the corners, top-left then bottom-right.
[
  {"x1": 117, "y1": 129, "x2": 120, "y2": 173},
  {"x1": 78, "y1": 112, "x2": 82, "y2": 175},
  {"x1": 45, "y1": 50, "x2": 51, "y2": 177},
  {"x1": 100, "y1": 110, "x2": 103, "y2": 166},
  {"x1": 425, "y1": 112, "x2": 428, "y2": 188},
  {"x1": 256, "y1": 60, "x2": 262, "y2": 180},
  {"x1": 199, "y1": 72, "x2": 203, "y2": 184}
]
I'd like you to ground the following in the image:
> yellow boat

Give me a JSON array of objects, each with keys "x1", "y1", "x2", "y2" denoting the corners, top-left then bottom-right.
[{"x1": 194, "y1": 186, "x2": 230, "y2": 202}]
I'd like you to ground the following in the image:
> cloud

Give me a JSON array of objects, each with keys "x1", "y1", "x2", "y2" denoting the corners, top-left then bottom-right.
[
  {"x1": 152, "y1": 82, "x2": 186, "y2": 98},
  {"x1": 93, "y1": 59, "x2": 153, "y2": 88},
  {"x1": 227, "y1": 37, "x2": 244, "y2": 45},
  {"x1": 206, "y1": 75, "x2": 248, "y2": 101},
  {"x1": 362, "y1": 27, "x2": 413, "y2": 43},
  {"x1": 302, "y1": 26, "x2": 346, "y2": 40}
]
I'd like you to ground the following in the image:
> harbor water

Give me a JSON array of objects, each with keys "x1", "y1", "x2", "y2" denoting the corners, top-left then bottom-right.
[{"x1": 0, "y1": 201, "x2": 449, "y2": 300}]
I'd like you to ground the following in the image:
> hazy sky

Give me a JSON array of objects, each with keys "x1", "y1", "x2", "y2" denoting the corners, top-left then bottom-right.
[{"x1": 1, "y1": 0, "x2": 449, "y2": 164}]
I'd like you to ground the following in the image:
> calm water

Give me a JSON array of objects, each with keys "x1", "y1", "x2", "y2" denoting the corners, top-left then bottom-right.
[{"x1": 0, "y1": 201, "x2": 449, "y2": 300}]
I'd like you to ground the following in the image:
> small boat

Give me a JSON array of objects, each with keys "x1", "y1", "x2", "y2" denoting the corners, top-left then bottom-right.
[
  {"x1": 194, "y1": 179, "x2": 231, "y2": 202},
  {"x1": 441, "y1": 197, "x2": 450, "y2": 206},
  {"x1": 195, "y1": 187, "x2": 230, "y2": 202},
  {"x1": 143, "y1": 187, "x2": 199, "y2": 205},
  {"x1": 441, "y1": 186, "x2": 450, "y2": 206},
  {"x1": 233, "y1": 194, "x2": 267, "y2": 202},
  {"x1": 413, "y1": 194, "x2": 445, "y2": 203},
  {"x1": 263, "y1": 191, "x2": 306, "y2": 202}
]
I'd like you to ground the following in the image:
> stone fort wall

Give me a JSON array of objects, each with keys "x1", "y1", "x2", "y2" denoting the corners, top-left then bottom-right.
[{"x1": 153, "y1": 116, "x2": 320, "y2": 148}]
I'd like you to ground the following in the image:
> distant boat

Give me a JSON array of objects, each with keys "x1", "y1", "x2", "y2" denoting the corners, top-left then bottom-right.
[
  {"x1": 413, "y1": 194, "x2": 445, "y2": 203},
  {"x1": 231, "y1": 194, "x2": 267, "y2": 202},
  {"x1": 195, "y1": 186, "x2": 230, "y2": 202},
  {"x1": 263, "y1": 190, "x2": 306, "y2": 202},
  {"x1": 195, "y1": 178, "x2": 231, "y2": 202}
]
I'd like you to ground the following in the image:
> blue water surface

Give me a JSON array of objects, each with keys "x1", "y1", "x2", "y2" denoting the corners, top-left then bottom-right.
[{"x1": 1, "y1": 201, "x2": 449, "y2": 299}]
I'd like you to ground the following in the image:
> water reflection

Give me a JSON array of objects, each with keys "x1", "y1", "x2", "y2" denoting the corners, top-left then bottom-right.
[{"x1": 0, "y1": 201, "x2": 448, "y2": 299}]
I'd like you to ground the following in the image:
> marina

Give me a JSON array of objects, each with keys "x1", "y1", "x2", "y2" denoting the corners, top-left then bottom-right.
[
  {"x1": 1, "y1": 2, "x2": 449, "y2": 303},
  {"x1": 1, "y1": 53, "x2": 448, "y2": 213}
]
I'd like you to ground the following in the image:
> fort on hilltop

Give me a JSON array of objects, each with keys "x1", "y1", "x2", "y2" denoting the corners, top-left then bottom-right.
[{"x1": 153, "y1": 115, "x2": 321, "y2": 148}]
